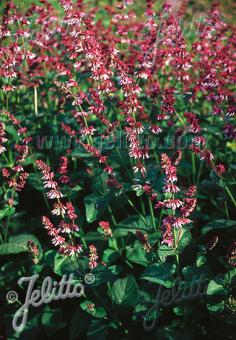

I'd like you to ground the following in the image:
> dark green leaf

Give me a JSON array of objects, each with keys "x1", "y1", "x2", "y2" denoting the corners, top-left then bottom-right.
[
  {"x1": 87, "y1": 265, "x2": 121, "y2": 287},
  {"x1": 85, "y1": 193, "x2": 112, "y2": 223},
  {"x1": 201, "y1": 220, "x2": 236, "y2": 235},
  {"x1": 80, "y1": 300, "x2": 107, "y2": 318},
  {"x1": 114, "y1": 215, "x2": 155, "y2": 237},
  {"x1": 0, "y1": 234, "x2": 42, "y2": 258},
  {"x1": 70, "y1": 308, "x2": 90, "y2": 340},
  {"x1": 110, "y1": 275, "x2": 139, "y2": 308},
  {"x1": 42, "y1": 306, "x2": 66, "y2": 336},
  {"x1": 140, "y1": 263, "x2": 175, "y2": 288},
  {"x1": 126, "y1": 241, "x2": 150, "y2": 266},
  {"x1": 102, "y1": 249, "x2": 120, "y2": 264},
  {"x1": 0, "y1": 206, "x2": 15, "y2": 220},
  {"x1": 87, "y1": 319, "x2": 108, "y2": 340}
]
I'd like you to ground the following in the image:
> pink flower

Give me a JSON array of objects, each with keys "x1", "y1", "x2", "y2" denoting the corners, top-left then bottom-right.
[
  {"x1": 52, "y1": 235, "x2": 66, "y2": 246},
  {"x1": 66, "y1": 202, "x2": 78, "y2": 220},
  {"x1": 172, "y1": 218, "x2": 192, "y2": 228},
  {"x1": 99, "y1": 221, "x2": 112, "y2": 237},
  {"x1": 216, "y1": 164, "x2": 226, "y2": 176},
  {"x1": 89, "y1": 245, "x2": 99, "y2": 269},
  {"x1": 46, "y1": 189, "x2": 63, "y2": 199},
  {"x1": 149, "y1": 124, "x2": 162, "y2": 135},
  {"x1": 200, "y1": 150, "x2": 214, "y2": 162},
  {"x1": 51, "y1": 202, "x2": 67, "y2": 216},
  {"x1": 59, "y1": 221, "x2": 79, "y2": 233},
  {"x1": 163, "y1": 184, "x2": 180, "y2": 193},
  {"x1": 181, "y1": 198, "x2": 197, "y2": 217},
  {"x1": 164, "y1": 199, "x2": 183, "y2": 210},
  {"x1": 59, "y1": 244, "x2": 83, "y2": 256},
  {"x1": 43, "y1": 180, "x2": 58, "y2": 189}
]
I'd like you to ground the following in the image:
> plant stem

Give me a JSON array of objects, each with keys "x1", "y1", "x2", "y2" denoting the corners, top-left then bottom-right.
[
  {"x1": 34, "y1": 86, "x2": 38, "y2": 116},
  {"x1": 224, "y1": 201, "x2": 229, "y2": 220},
  {"x1": 225, "y1": 185, "x2": 236, "y2": 208},
  {"x1": 4, "y1": 215, "x2": 11, "y2": 242},
  {"x1": 2, "y1": 153, "x2": 9, "y2": 164},
  {"x1": 176, "y1": 112, "x2": 185, "y2": 126},
  {"x1": 0, "y1": 231, "x2": 3, "y2": 244},
  {"x1": 108, "y1": 205, "x2": 117, "y2": 225},
  {"x1": 173, "y1": 228, "x2": 180, "y2": 273},
  {"x1": 140, "y1": 198, "x2": 146, "y2": 215},
  {"x1": 115, "y1": 147, "x2": 133, "y2": 181},
  {"x1": 197, "y1": 160, "x2": 203, "y2": 185},
  {"x1": 123, "y1": 193, "x2": 148, "y2": 225},
  {"x1": 158, "y1": 208, "x2": 163, "y2": 230},
  {"x1": 125, "y1": 259, "x2": 134, "y2": 269},
  {"x1": 191, "y1": 153, "x2": 196, "y2": 183},
  {"x1": 79, "y1": 104, "x2": 93, "y2": 146},
  {"x1": 148, "y1": 197, "x2": 156, "y2": 230},
  {"x1": 83, "y1": 116, "x2": 93, "y2": 146}
]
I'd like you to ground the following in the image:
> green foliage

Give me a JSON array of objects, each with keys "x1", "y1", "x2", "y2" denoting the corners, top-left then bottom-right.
[{"x1": 109, "y1": 275, "x2": 139, "y2": 308}]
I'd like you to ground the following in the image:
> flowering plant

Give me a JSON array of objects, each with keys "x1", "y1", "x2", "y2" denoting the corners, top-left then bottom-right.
[{"x1": 0, "y1": 0, "x2": 236, "y2": 338}]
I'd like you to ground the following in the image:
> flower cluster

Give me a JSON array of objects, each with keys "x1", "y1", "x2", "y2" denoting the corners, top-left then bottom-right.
[
  {"x1": 136, "y1": 230, "x2": 151, "y2": 253},
  {"x1": 155, "y1": 153, "x2": 197, "y2": 247},
  {"x1": 37, "y1": 160, "x2": 82, "y2": 256},
  {"x1": 0, "y1": 111, "x2": 30, "y2": 207},
  {"x1": 28, "y1": 240, "x2": 40, "y2": 264},
  {"x1": 89, "y1": 245, "x2": 99, "y2": 269},
  {"x1": 99, "y1": 221, "x2": 113, "y2": 238}
]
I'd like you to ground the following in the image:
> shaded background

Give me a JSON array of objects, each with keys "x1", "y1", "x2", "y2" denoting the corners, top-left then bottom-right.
[{"x1": 0, "y1": 0, "x2": 236, "y2": 24}]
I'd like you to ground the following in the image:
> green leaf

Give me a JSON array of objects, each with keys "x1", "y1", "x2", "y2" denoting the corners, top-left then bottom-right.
[
  {"x1": 209, "y1": 169, "x2": 225, "y2": 188},
  {"x1": 176, "y1": 227, "x2": 192, "y2": 253},
  {"x1": 158, "y1": 245, "x2": 175, "y2": 262},
  {"x1": 201, "y1": 220, "x2": 236, "y2": 235},
  {"x1": 54, "y1": 254, "x2": 80, "y2": 276},
  {"x1": 28, "y1": 173, "x2": 44, "y2": 191},
  {"x1": 126, "y1": 241, "x2": 150, "y2": 266},
  {"x1": 87, "y1": 319, "x2": 108, "y2": 340},
  {"x1": 155, "y1": 324, "x2": 196, "y2": 340},
  {"x1": 140, "y1": 263, "x2": 175, "y2": 288},
  {"x1": 131, "y1": 185, "x2": 144, "y2": 197},
  {"x1": 0, "y1": 243, "x2": 27, "y2": 255},
  {"x1": 206, "y1": 281, "x2": 228, "y2": 314},
  {"x1": 110, "y1": 275, "x2": 139, "y2": 308},
  {"x1": 114, "y1": 215, "x2": 155, "y2": 237},
  {"x1": 10, "y1": 234, "x2": 42, "y2": 259},
  {"x1": 102, "y1": 249, "x2": 120, "y2": 264},
  {"x1": 80, "y1": 300, "x2": 107, "y2": 318},
  {"x1": 182, "y1": 265, "x2": 212, "y2": 283},
  {"x1": 0, "y1": 234, "x2": 42, "y2": 258},
  {"x1": 6, "y1": 313, "x2": 42, "y2": 339},
  {"x1": 67, "y1": 185, "x2": 83, "y2": 200},
  {"x1": 71, "y1": 147, "x2": 92, "y2": 158},
  {"x1": 70, "y1": 308, "x2": 90, "y2": 340},
  {"x1": 0, "y1": 261, "x2": 23, "y2": 288},
  {"x1": 173, "y1": 306, "x2": 184, "y2": 316},
  {"x1": 87, "y1": 265, "x2": 121, "y2": 287},
  {"x1": 224, "y1": 268, "x2": 236, "y2": 286},
  {"x1": 5, "y1": 125, "x2": 18, "y2": 139},
  {"x1": 206, "y1": 280, "x2": 228, "y2": 296},
  {"x1": 85, "y1": 193, "x2": 112, "y2": 223},
  {"x1": 44, "y1": 250, "x2": 57, "y2": 267},
  {"x1": 42, "y1": 306, "x2": 66, "y2": 336},
  {"x1": 196, "y1": 255, "x2": 207, "y2": 267},
  {"x1": 207, "y1": 301, "x2": 225, "y2": 313},
  {"x1": 0, "y1": 206, "x2": 15, "y2": 220}
]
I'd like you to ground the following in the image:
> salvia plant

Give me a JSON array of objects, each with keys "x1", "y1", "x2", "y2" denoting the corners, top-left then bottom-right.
[{"x1": 0, "y1": 0, "x2": 235, "y2": 339}]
